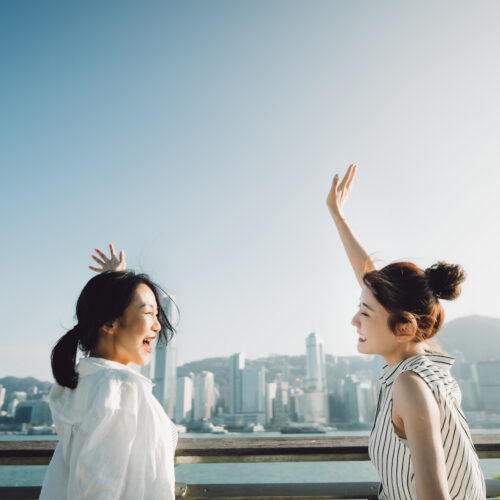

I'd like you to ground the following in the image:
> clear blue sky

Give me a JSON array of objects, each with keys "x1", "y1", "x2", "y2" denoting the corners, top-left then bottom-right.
[{"x1": 1, "y1": 0, "x2": 499, "y2": 380}]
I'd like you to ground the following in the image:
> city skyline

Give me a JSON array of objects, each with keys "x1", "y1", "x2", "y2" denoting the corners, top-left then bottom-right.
[{"x1": 3, "y1": 325, "x2": 499, "y2": 433}]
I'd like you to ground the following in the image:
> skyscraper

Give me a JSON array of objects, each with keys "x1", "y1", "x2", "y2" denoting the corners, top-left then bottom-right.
[
  {"x1": 301, "y1": 332, "x2": 328, "y2": 423},
  {"x1": 305, "y1": 332, "x2": 327, "y2": 392},
  {"x1": 273, "y1": 378, "x2": 289, "y2": 427},
  {"x1": 241, "y1": 367, "x2": 265, "y2": 413},
  {"x1": 152, "y1": 295, "x2": 178, "y2": 418},
  {"x1": 0, "y1": 385, "x2": 5, "y2": 411},
  {"x1": 476, "y1": 361, "x2": 500, "y2": 410},
  {"x1": 193, "y1": 371, "x2": 215, "y2": 421},
  {"x1": 229, "y1": 352, "x2": 245, "y2": 414},
  {"x1": 356, "y1": 380, "x2": 376, "y2": 424},
  {"x1": 265, "y1": 382, "x2": 277, "y2": 424},
  {"x1": 175, "y1": 375, "x2": 193, "y2": 423}
]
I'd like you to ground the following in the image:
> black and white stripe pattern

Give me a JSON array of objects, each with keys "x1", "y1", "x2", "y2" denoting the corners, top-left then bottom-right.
[{"x1": 368, "y1": 354, "x2": 486, "y2": 499}]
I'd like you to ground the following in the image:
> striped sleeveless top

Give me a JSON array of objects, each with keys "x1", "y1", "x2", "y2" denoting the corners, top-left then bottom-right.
[{"x1": 368, "y1": 354, "x2": 485, "y2": 499}]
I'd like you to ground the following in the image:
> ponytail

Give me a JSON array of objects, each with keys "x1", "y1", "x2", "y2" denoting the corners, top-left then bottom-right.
[{"x1": 51, "y1": 326, "x2": 80, "y2": 389}]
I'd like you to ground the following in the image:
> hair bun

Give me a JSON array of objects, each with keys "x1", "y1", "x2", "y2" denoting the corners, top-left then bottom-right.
[{"x1": 424, "y1": 261, "x2": 466, "y2": 301}]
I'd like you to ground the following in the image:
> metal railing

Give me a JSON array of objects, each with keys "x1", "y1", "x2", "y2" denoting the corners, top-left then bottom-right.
[{"x1": 1, "y1": 435, "x2": 500, "y2": 499}]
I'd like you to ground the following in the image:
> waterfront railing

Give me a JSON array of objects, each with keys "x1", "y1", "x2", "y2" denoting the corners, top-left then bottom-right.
[{"x1": 1, "y1": 435, "x2": 500, "y2": 499}]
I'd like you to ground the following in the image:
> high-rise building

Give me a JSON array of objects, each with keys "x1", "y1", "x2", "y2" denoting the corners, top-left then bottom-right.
[
  {"x1": 297, "y1": 391, "x2": 330, "y2": 424},
  {"x1": 356, "y1": 380, "x2": 376, "y2": 423},
  {"x1": 194, "y1": 371, "x2": 215, "y2": 421},
  {"x1": 305, "y1": 332, "x2": 327, "y2": 392},
  {"x1": 241, "y1": 367, "x2": 265, "y2": 413},
  {"x1": 175, "y1": 376, "x2": 193, "y2": 423},
  {"x1": 339, "y1": 375, "x2": 376, "y2": 424},
  {"x1": 152, "y1": 295, "x2": 178, "y2": 418},
  {"x1": 265, "y1": 382, "x2": 277, "y2": 424},
  {"x1": 229, "y1": 352, "x2": 245, "y2": 414},
  {"x1": 0, "y1": 385, "x2": 5, "y2": 411},
  {"x1": 14, "y1": 400, "x2": 52, "y2": 426},
  {"x1": 476, "y1": 361, "x2": 500, "y2": 410},
  {"x1": 300, "y1": 333, "x2": 329, "y2": 422},
  {"x1": 342, "y1": 375, "x2": 360, "y2": 423},
  {"x1": 273, "y1": 379, "x2": 289, "y2": 427}
]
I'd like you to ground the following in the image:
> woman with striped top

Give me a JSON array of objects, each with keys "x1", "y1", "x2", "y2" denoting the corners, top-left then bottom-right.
[{"x1": 326, "y1": 165, "x2": 485, "y2": 500}]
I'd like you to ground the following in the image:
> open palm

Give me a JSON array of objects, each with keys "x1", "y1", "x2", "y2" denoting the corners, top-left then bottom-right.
[{"x1": 88, "y1": 243, "x2": 127, "y2": 273}]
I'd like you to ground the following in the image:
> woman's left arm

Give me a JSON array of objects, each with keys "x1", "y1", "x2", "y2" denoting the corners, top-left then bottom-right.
[{"x1": 393, "y1": 371, "x2": 451, "y2": 500}]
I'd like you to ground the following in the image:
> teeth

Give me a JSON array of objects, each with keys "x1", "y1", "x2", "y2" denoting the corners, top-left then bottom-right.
[{"x1": 359, "y1": 335, "x2": 367, "y2": 340}]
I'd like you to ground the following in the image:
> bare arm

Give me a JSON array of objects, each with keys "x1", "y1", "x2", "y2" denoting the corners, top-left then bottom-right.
[
  {"x1": 326, "y1": 165, "x2": 375, "y2": 287},
  {"x1": 393, "y1": 371, "x2": 451, "y2": 500}
]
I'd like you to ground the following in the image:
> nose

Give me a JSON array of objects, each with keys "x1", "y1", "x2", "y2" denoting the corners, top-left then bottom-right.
[
  {"x1": 351, "y1": 311, "x2": 360, "y2": 327},
  {"x1": 152, "y1": 316, "x2": 161, "y2": 333}
]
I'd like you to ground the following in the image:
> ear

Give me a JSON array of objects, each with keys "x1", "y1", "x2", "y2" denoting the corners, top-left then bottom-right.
[
  {"x1": 394, "y1": 321, "x2": 417, "y2": 343},
  {"x1": 100, "y1": 320, "x2": 118, "y2": 336}
]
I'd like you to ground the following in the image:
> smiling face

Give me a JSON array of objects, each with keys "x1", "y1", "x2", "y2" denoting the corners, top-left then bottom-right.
[
  {"x1": 107, "y1": 283, "x2": 161, "y2": 366},
  {"x1": 351, "y1": 286, "x2": 424, "y2": 366}
]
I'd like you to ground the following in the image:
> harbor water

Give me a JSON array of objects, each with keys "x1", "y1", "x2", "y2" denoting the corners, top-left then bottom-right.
[{"x1": 1, "y1": 431, "x2": 499, "y2": 487}]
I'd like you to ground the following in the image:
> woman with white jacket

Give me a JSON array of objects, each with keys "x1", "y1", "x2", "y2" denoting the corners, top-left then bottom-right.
[{"x1": 40, "y1": 245, "x2": 178, "y2": 500}]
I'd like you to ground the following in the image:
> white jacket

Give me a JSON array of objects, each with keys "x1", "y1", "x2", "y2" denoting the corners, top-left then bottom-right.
[{"x1": 40, "y1": 357, "x2": 178, "y2": 500}]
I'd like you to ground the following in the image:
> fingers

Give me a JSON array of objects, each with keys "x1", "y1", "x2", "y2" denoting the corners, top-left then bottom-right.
[
  {"x1": 94, "y1": 248, "x2": 108, "y2": 261},
  {"x1": 109, "y1": 243, "x2": 117, "y2": 259},
  {"x1": 88, "y1": 265, "x2": 101, "y2": 272},
  {"x1": 338, "y1": 164, "x2": 354, "y2": 190},
  {"x1": 345, "y1": 164, "x2": 356, "y2": 191},
  {"x1": 91, "y1": 255, "x2": 105, "y2": 266},
  {"x1": 119, "y1": 250, "x2": 125, "y2": 263},
  {"x1": 332, "y1": 174, "x2": 339, "y2": 189}
]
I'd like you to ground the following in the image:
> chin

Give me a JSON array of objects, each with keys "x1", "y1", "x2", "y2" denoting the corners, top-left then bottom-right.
[
  {"x1": 357, "y1": 343, "x2": 370, "y2": 355},
  {"x1": 134, "y1": 355, "x2": 151, "y2": 366}
]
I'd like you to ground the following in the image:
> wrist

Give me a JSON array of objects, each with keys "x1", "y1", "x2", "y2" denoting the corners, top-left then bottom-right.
[{"x1": 331, "y1": 212, "x2": 346, "y2": 224}]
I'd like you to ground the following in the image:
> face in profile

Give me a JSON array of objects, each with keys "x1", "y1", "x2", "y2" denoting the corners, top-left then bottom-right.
[
  {"x1": 351, "y1": 286, "x2": 400, "y2": 358},
  {"x1": 110, "y1": 284, "x2": 161, "y2": 366}
]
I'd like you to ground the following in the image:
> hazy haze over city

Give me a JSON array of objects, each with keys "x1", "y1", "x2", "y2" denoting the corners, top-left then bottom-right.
[{"x1": 1, "y1": 0, "x2": 499, "y2": 380}]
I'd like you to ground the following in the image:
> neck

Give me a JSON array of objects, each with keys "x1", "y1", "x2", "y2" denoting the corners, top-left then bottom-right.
[
  {"x1": 384, "y1": 343, "x2": 426, "y2": 367},
  {"x1": 90, "y1": 342, "x2": 129, "y2": 366}
]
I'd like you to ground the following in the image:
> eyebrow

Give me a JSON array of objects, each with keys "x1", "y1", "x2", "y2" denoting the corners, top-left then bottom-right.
[
  {"x1": 361, "y1": 302, "x2": 375, "y2": 312},
  {"x1": 139, "y1": 303, "x2": 158, "y2": 310}
]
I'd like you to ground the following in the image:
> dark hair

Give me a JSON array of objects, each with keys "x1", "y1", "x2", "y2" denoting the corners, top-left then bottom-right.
[
  {"x1": 51, "y1": 271, "x2": 175, "y2": 389},
  {"x1": 363, "y1": 261, "x2": 466, "y2": 343}
]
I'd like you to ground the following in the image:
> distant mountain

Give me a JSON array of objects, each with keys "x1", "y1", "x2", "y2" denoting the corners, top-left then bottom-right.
[
  {"x1": 0, "y1": 376, "x2": 52, "y2": 394},
  {"x1": 177, "y1": 356, "x2": 230, "y2": 386},
  {"x1": 438, "y1": 315, "x2": 500, "y2": 363}
]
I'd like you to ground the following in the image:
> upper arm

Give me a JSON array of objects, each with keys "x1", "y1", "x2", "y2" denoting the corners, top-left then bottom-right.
[
  {"x1": 68, "y1": 375, "x2": 139, "y2": 500},
  {"x1": 393, "y1": 371, "x2": 451, "y2": 500},
  {"x1": 356, "y1": 256, "x2": 376, "y2": 287}
]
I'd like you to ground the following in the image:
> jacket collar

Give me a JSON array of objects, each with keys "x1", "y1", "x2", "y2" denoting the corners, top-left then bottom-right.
[
  {"x1": 77, "y1": 356, "x2": 153, "y2": 388},
  {"x1": 380, "y1": 353, "x2": 455, "y2": 388}
]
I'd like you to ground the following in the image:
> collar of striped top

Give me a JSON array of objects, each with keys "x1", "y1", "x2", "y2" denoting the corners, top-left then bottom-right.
[{"x1": 380, "y1": 353, "x2": 455, "y2": 388}]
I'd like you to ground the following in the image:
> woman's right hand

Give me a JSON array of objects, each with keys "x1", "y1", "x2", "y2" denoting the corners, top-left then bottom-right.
[
  {"x1": 89, "y1": 243, "x2": 127, "y2": 272},
  {"x1": 326, "y1": 164, "x2": 356, "y2": 222}
]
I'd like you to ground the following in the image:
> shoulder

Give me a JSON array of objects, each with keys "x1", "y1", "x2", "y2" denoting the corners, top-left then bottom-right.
[
  {"x1": 394, "y1": 370, "x2": 430, "y2": 396},
  {"x1": 393, "y1": 370, "x2": 439, "y2": 419},
  {"x1": 86, "y1": 369, "x2": 140, "y2": 413}
]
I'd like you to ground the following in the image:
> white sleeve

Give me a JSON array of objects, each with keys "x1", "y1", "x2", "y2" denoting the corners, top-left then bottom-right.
[{"x1": 67, "y1": 375, "x2": 139, "y2": 500}]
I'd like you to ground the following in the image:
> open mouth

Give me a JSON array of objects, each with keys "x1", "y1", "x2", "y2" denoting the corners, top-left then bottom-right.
[
  {"x1": 358, "y1": 335, "x2": 367, "y2": 343},
  {"x1": 142, "y1": 338, "x2": 154, "y2": 353}
]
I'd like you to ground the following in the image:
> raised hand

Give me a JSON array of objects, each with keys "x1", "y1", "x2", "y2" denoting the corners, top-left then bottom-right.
[
  {"x1": 89, "y1": 243, "x2": 127, "y2": 273},
  {"x1": 326, "y1": 164, "x2": 356, "y2": 222}
]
